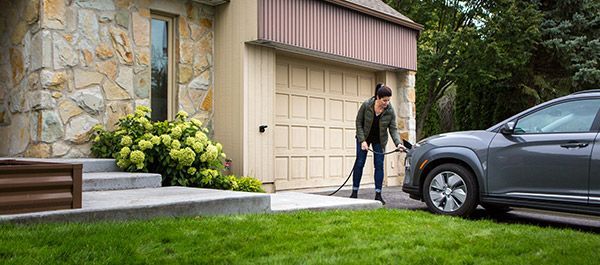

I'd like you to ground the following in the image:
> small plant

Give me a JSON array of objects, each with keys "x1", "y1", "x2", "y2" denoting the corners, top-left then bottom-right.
[
  {"x1": 91, "y1": 106, "x2": 264, "y2": 192},
  {"x1": 236, "y1": 176, "x2": 265, "y2": 193}
]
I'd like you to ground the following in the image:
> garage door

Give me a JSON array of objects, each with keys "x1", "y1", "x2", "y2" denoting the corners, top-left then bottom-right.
[{"x1": 274, "y1": 56, "x2": 377, "y2": 190}]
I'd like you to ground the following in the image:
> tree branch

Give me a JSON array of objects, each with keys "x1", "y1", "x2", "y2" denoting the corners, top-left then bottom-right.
[{"x1": 434, "y1": 80, "x2": 455, "y2": 102}]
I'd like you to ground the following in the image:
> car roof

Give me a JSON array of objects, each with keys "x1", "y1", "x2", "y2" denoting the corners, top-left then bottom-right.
[
  {"x1": 569, "y1": 89, "x2": 600, "y2": 96},
  {"x1": 487, "y1": 89, "x2": 600, "y2": 131}
]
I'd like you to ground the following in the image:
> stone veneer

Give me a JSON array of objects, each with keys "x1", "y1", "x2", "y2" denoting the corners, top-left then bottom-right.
[
  {"x1": 397, "y1": 70, "x2": 417, "y2": 145},
  {"x1": 0, "y1": 0, "x2": 215, "y2": 158}
]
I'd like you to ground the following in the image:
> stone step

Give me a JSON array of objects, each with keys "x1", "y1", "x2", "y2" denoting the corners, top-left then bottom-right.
[
  {"x1": 83, "y1": 172, "x2": 162, "y2": 191},
  {"x1": 0, "y1": 187, "x2": 272, "y2": 224},
  {"x1": 4, "y1": 158, "x2": 120, "y2": 173},
  {"x1": 77, "y1": 158, "x2": 120, "y2": 173}
]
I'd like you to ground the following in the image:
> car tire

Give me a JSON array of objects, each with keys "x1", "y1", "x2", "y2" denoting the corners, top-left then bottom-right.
[
  {"x1": 480, "y1": 203, "x2": 512, "y2": 215},
  {"x1": 422, "y1": 163, "x2": 478, "y2": 217}
]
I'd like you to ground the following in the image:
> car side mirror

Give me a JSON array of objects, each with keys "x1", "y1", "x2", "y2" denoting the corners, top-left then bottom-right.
[{"x1": 501, "y1": 122, "x2": 515, "y2": 135}]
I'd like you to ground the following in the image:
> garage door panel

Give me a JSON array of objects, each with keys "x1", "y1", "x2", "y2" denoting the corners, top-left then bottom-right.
[
  {"x1": 329, "y1": 72, "x2": 343, "y2": 94},
  {"x1": 291, "y1": 157, "x2": 307, "y2": 179},
  {"x1": 275, "y1": 125, "x2": 289, "y2": 149},
  {"x1": 309, "y1": 127, "x2": 325, "y2": 149},
  {"x1": 329, "y1": 127, "x2": 344, "y2": 149},
  {"x1": 360, "y1": 76, "x2": 373, "y2": 97},
  {"x1": 345, "y1": 128, "x2": 355, "y2": 149},
  {"x1": 276, "y1": 64, "x2": 289, "y2": 86},
  {"x1": 344, "y1": 75, "x2": 358, "y2": 96},
  {"x1": 345, "y1": 101, "x2": 359, "y2": 122},
  {"x1": 275, "y1": 157, "x2": 289, "y2": 180},
  {"x1": 329, "y1": 99, "x2": 344, "y2": 121},
  {"x1": 329, "y1": 156, "x2": 343, "y2": 178},
  {"x1": 309, "y1": 157, "x2": 325, "y2": 179},
  {"x1": 310, "y1": 69, "x2": 325, "y2": 92},
  {"x1": 291, "y1": 66, "x2": 308, "y2": 89},
  {"x1": 309, "y1": 97, "x2": 325, "y2": 121},
  {"x1": 275, "y1": 93, "x2": 289, "y2": 119},
  {"x1": 291, "y1": 126, "x2": 307, "y2": 149},
  {"x1": 291, "y1": 95, "x2": 308, "y2": 119}
]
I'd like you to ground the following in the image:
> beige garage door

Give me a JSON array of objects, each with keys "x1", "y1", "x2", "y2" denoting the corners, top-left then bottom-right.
[{"x1": 274, "y1": 56, "x2": 377, "y2": 190}]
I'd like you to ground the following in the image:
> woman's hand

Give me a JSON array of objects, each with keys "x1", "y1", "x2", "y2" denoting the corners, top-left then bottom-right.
[
  {"x1": 361, "y1": 141, "x2": 368, "y2": 151},
  {"x1": 396, "y1": 144, "x2": 407, "y2": 152}
]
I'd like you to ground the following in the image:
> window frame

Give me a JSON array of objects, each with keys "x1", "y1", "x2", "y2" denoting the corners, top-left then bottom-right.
[{"x1": 150, "y1": 11, "x2": 177, "y2": 121}]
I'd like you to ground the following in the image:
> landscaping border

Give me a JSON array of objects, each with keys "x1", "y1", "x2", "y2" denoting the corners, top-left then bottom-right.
[{"x1": 0, "y1": 160, "x2": 82, "y2": 214}]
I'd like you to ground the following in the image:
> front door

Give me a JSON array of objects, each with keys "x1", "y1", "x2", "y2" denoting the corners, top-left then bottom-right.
[{"x1": 487, "y1": 98, "x2": 600, "y2": 204}]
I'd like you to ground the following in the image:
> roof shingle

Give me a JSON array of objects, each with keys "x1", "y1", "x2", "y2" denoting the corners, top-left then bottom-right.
[{"x1": 342, "y1": 0, "x2": 414, "y2": 23}]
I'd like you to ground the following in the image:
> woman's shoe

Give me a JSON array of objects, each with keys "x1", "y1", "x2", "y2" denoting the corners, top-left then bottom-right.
[
  {"x1": 350, "y1": 190, "x2": 358, "y2": 198},
  {"x1": 375, "y1": 192, "x2": 386, "y2": 205}
]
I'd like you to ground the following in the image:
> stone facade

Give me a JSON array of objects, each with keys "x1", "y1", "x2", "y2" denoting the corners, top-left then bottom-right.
[
  {"x1": 397, "y1": 70, "x2": 417, "y2": 145},
  {"x1": 0, "y1": 0, "x2": 215, "y2": 157}
]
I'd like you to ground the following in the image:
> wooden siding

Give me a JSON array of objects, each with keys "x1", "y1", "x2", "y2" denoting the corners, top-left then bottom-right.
[{"x1": 258, "y1": 0, "x2": 418, "y2": 70}]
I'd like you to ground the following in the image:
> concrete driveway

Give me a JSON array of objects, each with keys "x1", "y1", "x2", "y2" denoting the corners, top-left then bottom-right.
[{"x1": 319, "y1": 186, "x2": 600, "y2": 233}]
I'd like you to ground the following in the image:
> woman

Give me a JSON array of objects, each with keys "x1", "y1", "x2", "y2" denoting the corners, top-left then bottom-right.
[{"x1": 351, "y1": 83, "x2": 406, "y2": 204}]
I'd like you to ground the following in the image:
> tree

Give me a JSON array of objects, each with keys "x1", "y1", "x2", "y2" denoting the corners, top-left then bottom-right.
[
  {"x1": 535, "y1": 0, "x2": 600, "y2": 94},
  {"x1": 387, "y1": 0, "x2": 541, "y2": 139},
  {"x1": 455, "y1": 0, "x2": 599, "y2": 130},
  {"x1": 454, "y1": 0, "x2": 543, "y2": 130}
]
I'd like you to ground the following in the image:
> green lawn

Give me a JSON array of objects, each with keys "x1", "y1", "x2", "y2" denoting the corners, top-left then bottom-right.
[{"x1": 1, "y1": 209, "x2": 598, "y2": 264}]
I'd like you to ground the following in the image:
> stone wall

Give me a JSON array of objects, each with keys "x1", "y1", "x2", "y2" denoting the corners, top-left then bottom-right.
[
  {"x1": 0, "y1": 0, "x2": 43, "y2": 157},
  {"x1": 397, "y1": 70, "x2": 417, "y2": 144},
  {"x1": 0, "y1": 0, "x2": 214, "y2": 158}
]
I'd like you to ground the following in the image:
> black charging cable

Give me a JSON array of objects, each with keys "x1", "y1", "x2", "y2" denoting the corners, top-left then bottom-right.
[{"x1": 327, "y1": 147, "x2": 407, "y2": 196}]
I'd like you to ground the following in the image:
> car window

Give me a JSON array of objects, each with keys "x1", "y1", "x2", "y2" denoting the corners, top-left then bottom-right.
[{"x1": 515, "y1": 99, "x2": 600, "y2": 134}]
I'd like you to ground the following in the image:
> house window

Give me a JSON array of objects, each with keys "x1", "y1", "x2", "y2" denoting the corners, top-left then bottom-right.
[{"x1": 150, "y1": 13, "x2": 175, "y2": 121}]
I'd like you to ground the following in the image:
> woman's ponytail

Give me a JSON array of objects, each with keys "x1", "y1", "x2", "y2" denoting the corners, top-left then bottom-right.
[
  {"x1": 374, "y1": 83, "x2": 384, "y2": 97},
  {"x1": 374, "y1": 83, "x2": 392, "y2": 99}
]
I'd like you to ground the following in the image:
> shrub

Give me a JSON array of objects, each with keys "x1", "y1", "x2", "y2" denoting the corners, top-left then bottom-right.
[
  {"x1": 91, "y1": 106, "x2": 264, "y2": 193},
  {"x1": 236, "y1": 176, "x2": 266, "y2": 193}
]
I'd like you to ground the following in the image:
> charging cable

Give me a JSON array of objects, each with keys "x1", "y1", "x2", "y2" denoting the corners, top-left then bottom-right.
[{"x1": 327, "y1": 147, "x2": 406, "y2": 196}]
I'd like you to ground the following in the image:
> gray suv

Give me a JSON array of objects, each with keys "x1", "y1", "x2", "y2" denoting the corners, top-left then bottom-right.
[{"x1": 402, "y1": 90, "x2": 600, "y2": 217}]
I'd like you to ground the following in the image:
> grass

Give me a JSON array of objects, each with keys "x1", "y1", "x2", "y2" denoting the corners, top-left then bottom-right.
[{"x1": 1, "y1": 209, "x2": 599, "y2": 264}]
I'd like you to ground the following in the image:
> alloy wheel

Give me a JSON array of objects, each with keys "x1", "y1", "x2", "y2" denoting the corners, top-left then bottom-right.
[{"x1": 428, "y1": 171, "x2": 468, "y2": 212}]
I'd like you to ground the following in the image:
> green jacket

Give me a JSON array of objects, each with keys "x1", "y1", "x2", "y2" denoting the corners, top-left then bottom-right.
[{"x1": 355, "y1": 97, "x2": 402, "y2": 148}]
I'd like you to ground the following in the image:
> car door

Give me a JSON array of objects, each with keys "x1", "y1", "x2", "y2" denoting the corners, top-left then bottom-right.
[
  {"x1": 587, "y1": 132, "x2": 600, "y2": 206},
  {"x1": 487, "y1": 98, "x2": 600, "y2": 204}
]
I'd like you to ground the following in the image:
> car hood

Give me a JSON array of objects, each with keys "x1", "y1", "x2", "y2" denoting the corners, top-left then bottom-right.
[{"x1": 416, "y1": 130, "x2": 496, "y2": 150}]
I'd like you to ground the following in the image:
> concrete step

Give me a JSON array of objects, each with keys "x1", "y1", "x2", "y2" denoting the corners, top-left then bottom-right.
[
  {"x1": 270, "y1": 192, "x2": 382, "y2": 212},
  {"x1": 3, "y1": 158, "x2": 120, "y2": 173},
  {"x1": 83, "y1": 172, "x2": 162, "y2": 191},
  {"x1": 77, "y1": 158, "x2": 120, "y2": 173},
  {"x1": 58, "y1": 158, "x2": 120, "y2": 173},
  {"x1": 0, "y1": 187, "x2": 272, "y2": 224}
]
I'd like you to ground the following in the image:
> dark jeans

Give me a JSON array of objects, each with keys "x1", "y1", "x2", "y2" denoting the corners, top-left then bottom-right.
[{"x1": 352, "y1": 139, "x2": 384, "y2": 193}]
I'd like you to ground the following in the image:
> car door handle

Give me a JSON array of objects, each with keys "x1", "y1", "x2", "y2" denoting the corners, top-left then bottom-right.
[{"x1": 560, "y1": 142, "x2": 589, "y2": 148}]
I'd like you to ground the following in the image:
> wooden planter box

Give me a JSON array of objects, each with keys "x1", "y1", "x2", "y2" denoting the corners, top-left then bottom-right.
[{"x1": 0, "y1": 160, "x2": 82, "y2": 214}]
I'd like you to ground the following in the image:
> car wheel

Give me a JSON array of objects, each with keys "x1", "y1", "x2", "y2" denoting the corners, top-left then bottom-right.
[
  {"x1": 480, "y1": 203, "x2": 512, "y2": 215},
  {"x1": 422, "y1": 163, "x2": 478, "y2": 217}
]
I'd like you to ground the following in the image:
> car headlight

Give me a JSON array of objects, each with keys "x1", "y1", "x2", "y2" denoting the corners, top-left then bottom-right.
[
  {"x1": 403, "y1": 156, "x2": 412, "y2": 184},
  {"x1": 413, "y1": 141, "x2": 425, "y2": 148}
]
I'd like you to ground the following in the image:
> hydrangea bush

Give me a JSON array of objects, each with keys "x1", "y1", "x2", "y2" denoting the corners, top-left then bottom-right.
[{"x1": 91, "y1": 106, "x2": 264, "y2": 192}]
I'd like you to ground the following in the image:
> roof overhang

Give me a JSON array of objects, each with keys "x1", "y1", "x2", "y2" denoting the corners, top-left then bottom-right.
[
  {"x1": 249, "y1": 40, "x2": 404, "y2": 71},
  {"x1": 191, "y1": 0, "x2": 229, "y2": 6},
  {"x1": 324, "y1": 0, "x2": 423, "y2": 31}
]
